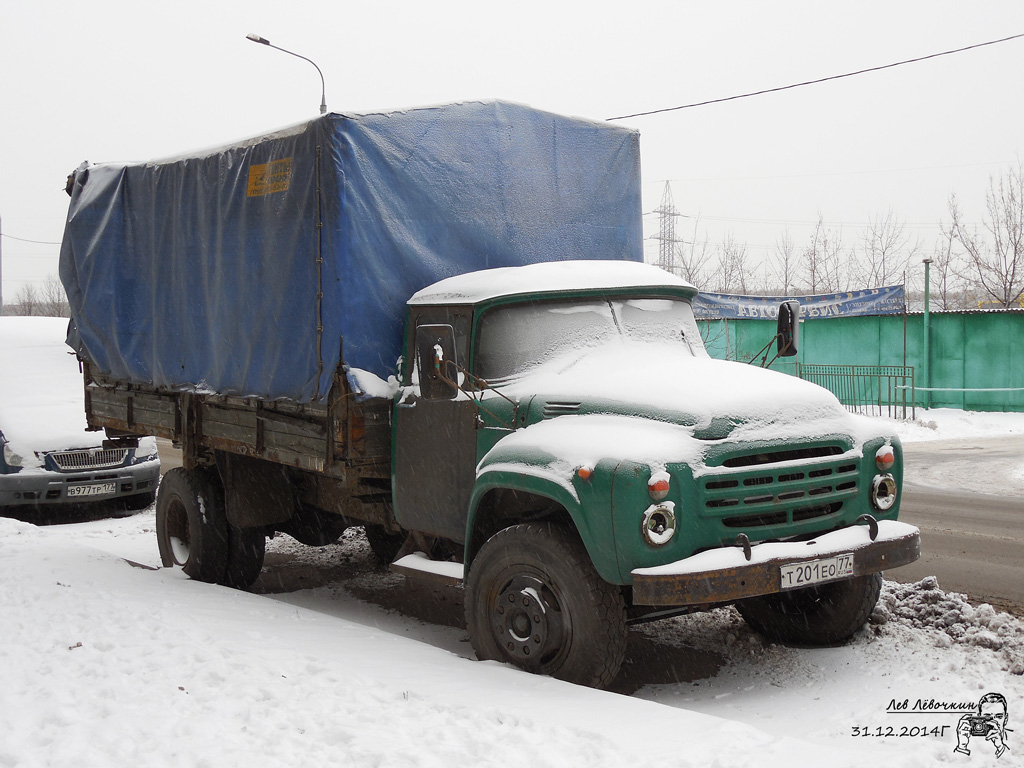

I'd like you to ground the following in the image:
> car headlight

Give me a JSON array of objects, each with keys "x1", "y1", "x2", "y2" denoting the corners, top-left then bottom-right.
[
  {"x1": 3, "y1": 442, "x2": 24, "y2": 468},
  {"x1": 871, "y1": 473, "x2": 897, "y2": 511},
  {"x1": 642, "y1": 502, "x2": 677, "y2": 546},
  {"x1": 133, "y1": 437, "x2": 160, "y2": 463}
]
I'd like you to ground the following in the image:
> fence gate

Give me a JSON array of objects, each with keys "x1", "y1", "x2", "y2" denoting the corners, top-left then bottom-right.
[{"x1": 797, "y1": 364, "x2": 915, "y2": 419}]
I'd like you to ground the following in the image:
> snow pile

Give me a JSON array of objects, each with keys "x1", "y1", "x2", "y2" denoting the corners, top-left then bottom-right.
[
  {"x1": 875, "y1": 407, "x2": 1024, "y2": 443},
  {"x1": 633, "y1": 585, "x2": 1024, "y2": 764},
  {"x1": 875, "y1": 577, "x2": 1024, "y2": 675}
]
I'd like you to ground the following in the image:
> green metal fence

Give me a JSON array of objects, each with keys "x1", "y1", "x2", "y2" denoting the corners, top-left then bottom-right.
[
  {"x1": 797, "y1": 364, "x2": 915, "y2": 419},
  {"x1": 699, "y1": 309, "x2": 1024, "y2": 413}
]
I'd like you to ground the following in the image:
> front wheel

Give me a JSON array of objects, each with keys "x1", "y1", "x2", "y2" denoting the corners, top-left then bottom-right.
[
  {"x1": 465, "y1": 523, "x2": 627, "y2": 689},
  {"x1": 736, "y1": 572, "x2": 883, "y2": 645}
]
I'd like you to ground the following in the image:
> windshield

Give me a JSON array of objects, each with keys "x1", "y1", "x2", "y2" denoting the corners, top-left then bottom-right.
[{"x1": 475, "y1": 297, "x2": 705, "y2": 381}]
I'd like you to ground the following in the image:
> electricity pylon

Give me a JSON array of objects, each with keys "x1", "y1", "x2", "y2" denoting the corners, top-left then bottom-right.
[{"x1": 651, "y1": 182, "x2": 686, "y2": 274}]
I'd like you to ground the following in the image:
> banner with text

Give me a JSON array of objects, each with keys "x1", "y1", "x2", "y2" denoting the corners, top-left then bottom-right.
[{"x1": 692, "y1": 285, "x2": 906, "y2": 320}]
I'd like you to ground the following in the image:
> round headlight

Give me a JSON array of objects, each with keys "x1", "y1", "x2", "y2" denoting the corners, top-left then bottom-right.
[
  {"x1": 642, "y1": 502, "x2": 676, "y2": 546},
  {"x1": 871, "y1": 473, "x2": 897, "y2": 511}
]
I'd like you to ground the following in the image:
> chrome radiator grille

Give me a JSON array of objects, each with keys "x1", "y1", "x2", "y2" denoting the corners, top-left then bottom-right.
[{"x1": 50, "y1": 448, "x2": 128, "y2": 471}]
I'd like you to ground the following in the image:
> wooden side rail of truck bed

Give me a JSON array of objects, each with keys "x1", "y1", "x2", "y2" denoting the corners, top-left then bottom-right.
[{"x1": 81, "y1": 361, "x2": 395, "y2": 531}]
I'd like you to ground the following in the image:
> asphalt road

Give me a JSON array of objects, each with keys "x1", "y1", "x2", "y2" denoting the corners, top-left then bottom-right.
[
  {"x1": 156, "y1": 439, "x2": 182, "y2": 474},
  {"x1": 891, "y1": 436, "x2": 1024, "y2": 616}
]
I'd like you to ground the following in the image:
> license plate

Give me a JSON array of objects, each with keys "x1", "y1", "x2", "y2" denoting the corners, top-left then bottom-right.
[
  {"x1": 67, "y1": 482, "x2": 117, "y2": 498},
  {"x1": 780, "y1": 553, "x2": 855, "y2": 590}
]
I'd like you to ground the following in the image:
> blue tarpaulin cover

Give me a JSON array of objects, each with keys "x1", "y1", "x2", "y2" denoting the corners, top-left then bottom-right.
[{"x1": 60, "y1": 101, "x2": 642, "y2": 402}]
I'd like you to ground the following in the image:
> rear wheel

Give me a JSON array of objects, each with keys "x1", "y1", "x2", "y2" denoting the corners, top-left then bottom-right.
[
  {"x1": 156, "y1": 467, "x2": 229, "y2": 583},
  {"x1": 156, "y1": 466, "x2": 266, "y2": 588},
  {"x1": 465, "y1": 523, "x2": 627, "y2": 689},
  {"x1": 736, "y1": 572, "x2": 883, "y2": 645},
  {"x1": 222, "y1": 524, "x2": 266, "y2": 589}
]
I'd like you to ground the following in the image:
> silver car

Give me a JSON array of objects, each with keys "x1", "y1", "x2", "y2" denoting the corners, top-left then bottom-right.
[{"x1": 0, "y1": 317, "x2": 160, "y2": 513}]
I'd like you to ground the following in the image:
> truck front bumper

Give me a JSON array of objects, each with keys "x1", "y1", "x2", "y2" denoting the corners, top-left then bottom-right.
[{"x1": 631, "y1": 519, "x2": 920, "y2": 606}]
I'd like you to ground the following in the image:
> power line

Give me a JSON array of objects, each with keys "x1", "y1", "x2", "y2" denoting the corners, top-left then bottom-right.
[
  {"x1": 653, "y1": 160, "x2": 1011, "y2": 184},
  {"x1": 641, "y1": 209, "x2": 969, "y2": 230},
  {"x1": 0, "y1": 233, "x2": 61, "y2": 245},
  {"x1": 608, "y1": 32, "x2": 1024, "y2": 121}
]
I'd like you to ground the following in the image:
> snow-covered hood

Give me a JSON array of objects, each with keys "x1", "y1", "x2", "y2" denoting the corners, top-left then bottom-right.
[
  {"x1": 0, "y1": 317, "x2": 104, "y2": 468},
  {"x1": 476, "y1": 343, "x2": 888, "y2": 489},
  {"x1": 501, "y1": 341, "x2": 854, "y2": 440}
]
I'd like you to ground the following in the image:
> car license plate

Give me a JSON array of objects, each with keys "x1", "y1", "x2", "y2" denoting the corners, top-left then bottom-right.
[
  {"x1": 780, "y1": 553, "x2": 855, "y2": 590},
  {"x1": 67, "y1": 482, "x2": 117, "y2": 498}
]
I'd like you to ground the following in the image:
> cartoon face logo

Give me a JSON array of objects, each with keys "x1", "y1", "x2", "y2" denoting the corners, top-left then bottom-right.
[{"x1": 956, "y1": 693, "x2": 1010, "y2": 758}]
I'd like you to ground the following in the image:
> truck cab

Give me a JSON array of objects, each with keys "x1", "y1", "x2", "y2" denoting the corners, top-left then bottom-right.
[{"x1": 390, "y1": 260, "x2": 919, "y2": 686}]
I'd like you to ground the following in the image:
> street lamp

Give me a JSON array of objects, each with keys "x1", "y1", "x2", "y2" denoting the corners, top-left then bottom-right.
[
  {"x1": 922, "y1": 257, "x2": 933, "y2": 409},
  {"x1": 246, "y1": 34, "x2": 327, "y2": 115}
]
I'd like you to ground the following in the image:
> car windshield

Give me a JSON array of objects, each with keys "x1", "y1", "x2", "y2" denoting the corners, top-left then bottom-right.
[{"x1": 475, "y1": 297, "x2": 704, "y2": 381}]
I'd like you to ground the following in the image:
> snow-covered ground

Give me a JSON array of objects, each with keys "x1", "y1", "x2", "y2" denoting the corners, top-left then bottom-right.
[{"x1": 2, "y1": 409, "x2": 1023, "y2": 767}]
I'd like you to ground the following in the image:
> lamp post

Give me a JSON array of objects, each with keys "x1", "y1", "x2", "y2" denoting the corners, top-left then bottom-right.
[
  {"x1": 922, "y1": 257, "x2": 932, "y2": 409},
  {"x1": 246, "y1": 34, "x2": 327, "y2": 115}
]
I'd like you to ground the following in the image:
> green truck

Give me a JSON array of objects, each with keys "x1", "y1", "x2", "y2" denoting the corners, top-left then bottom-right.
[{"x1": 60, "y1": 103, "x2": 920, "y2": 688}]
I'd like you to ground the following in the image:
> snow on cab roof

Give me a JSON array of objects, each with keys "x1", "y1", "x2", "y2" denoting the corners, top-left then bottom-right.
[{"x1": 409, "y1": 260, "x2": 696, "y2": 306}]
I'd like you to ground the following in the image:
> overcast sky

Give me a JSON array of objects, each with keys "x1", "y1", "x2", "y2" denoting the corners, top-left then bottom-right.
[{"x1": 2, "y1": 0, "x2": 1022, "y2": 304}]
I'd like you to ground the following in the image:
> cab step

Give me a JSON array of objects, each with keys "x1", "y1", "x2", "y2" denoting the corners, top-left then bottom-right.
[{"x1": 390, "y1": 552, "x2": 465, "y2": 587}]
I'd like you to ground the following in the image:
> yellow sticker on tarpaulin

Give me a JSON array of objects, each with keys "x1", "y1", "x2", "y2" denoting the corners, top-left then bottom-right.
[{"x1": 247, "y1": 158, "x2": 292, "y2": 197}]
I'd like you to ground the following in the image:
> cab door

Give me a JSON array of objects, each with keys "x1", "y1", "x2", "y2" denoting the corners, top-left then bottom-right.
[{"x1": 392, "y1": 311, "x2": 478, "y2": 542}]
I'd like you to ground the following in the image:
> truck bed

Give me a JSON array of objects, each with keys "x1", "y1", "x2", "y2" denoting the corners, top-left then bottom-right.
[
  {"x1": 84, "y1": 362, "x2": 390, "y2": 474},
  {"x1": 82, "y1": 362, "x2": 393, "y2": 527}
]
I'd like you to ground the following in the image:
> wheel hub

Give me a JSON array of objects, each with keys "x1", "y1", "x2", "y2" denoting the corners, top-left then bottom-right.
[
  {"x1": 492, "y1": 575, "x2": 564, "y2": 663},
  {"x1": 165, "y1": 501, "x2": 191, "y2": 566}
]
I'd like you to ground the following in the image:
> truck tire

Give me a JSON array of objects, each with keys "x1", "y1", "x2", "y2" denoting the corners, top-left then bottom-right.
[
  {"x1": 222, "y1": 525, "x2": 266, "y2": 589},
  {"x1": 465, "y1": 523, "x2": 627, "y2": 689},
  {"x1": 156, "y1": 467, "x2": 228, "y2": 584},
  {"x1": 736, "y1": 572, "x2": 883, "y2": 646}
]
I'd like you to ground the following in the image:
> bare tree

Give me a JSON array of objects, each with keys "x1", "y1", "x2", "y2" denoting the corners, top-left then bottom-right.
[
  {"x1": 14, "y1": 283, "x2": 40, "y2": 316},
  {"x1": 801, "y1": 215, "x2": 849, "y2": 293},
  {"x1": 769, "y1": 229, "x2": 798, "y2": 295},
  {"x1": 854, "y1": 208, "x2": 920, "y2": 288},
  {"x1": 673, "y1": 217, "x2": 715, "y2": 289},
  {"x1": 40, "y1": 274, "x2": 70, "y2": 318},
  {"x1": 928, "y1": 223, "x2": 972, "y2": 310},
  {"x1": 713, "y1": 234, "x2": 750, "y2": 293},
  {"x1": 948, "y1": 162, "x2": 1024, "y2": 308}
]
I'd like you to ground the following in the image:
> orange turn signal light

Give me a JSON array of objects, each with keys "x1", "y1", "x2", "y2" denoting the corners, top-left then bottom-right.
[
  {"x1": 875, "y1": 445, "x2": 895, "y2": 471},
  {"x1": 648, "y1": 475, "x2": 670, "y2": 501}
]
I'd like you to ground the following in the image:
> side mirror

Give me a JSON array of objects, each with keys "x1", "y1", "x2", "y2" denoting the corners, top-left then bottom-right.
[
  {"x1": 777, "y1": 300, "x2": 800, "y2": 357},
  {"x1": 415, "y1": 324, "x2": 458, "y2": 400}
]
